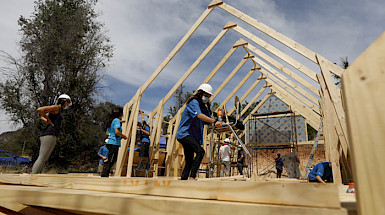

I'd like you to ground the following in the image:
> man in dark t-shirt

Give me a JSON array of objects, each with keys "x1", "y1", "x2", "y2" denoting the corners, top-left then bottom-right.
[{"x1": 275, "y1": 152, "x2": 283, "y2": 178}]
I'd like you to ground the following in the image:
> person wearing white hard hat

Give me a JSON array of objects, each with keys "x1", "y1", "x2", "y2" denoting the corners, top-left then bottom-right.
[
  {"x1": 176, "y1": 83, "x2": 222, "y2": 180},
  {"x1": 219, "y1": 138, "x2": 231, "y2": 177},
  {"x1": 32, "y1": 94, "x2": 72, "y2": 174}
]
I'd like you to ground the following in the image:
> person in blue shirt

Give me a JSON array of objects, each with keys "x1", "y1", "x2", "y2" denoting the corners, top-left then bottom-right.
[
  {"x1": 176, "y1": 84, "x2": 222, "y2": 180},
  {"x1": 101, "y1": 107, "x2": 128, "y2": 177},
  {"x1": 97, "y1": 139, "x2": 109, "y2": 175},
  {"x1": 308, "y1": 162, "x2": 333, "y2": 183},
  {"x1": 275, "y1": 152, "x2": 283, "y2": 178},
  {"x1": 139, "y1": 112, "x2": 151, "y2": 159}
]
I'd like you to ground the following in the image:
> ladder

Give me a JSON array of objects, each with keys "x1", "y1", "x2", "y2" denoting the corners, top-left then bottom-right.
[{"x1": 304, "y1": 120, "x2": 323, "y2": 179}]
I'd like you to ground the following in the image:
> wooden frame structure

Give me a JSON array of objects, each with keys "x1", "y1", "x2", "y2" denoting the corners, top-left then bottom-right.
[
  {"x1": 115, "y1": 0, "x2": 350, "y2": 185},
  {"x1": 0, "y1": 1, "x2": 383, "y2": 215}
]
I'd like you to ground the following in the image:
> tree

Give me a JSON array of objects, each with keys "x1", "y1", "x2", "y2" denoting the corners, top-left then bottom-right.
[
  {"x1": 167, "y1": 85, "x2": 192, "y2": 117},
  {"x1": 0, "y1": 0, "x2": 113, "y2": 171}
]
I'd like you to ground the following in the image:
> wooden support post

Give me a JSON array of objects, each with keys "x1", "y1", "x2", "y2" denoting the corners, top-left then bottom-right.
[
  {"x1": 115, "y1": 93, "x2": 138, "y2": 176},
  {"x1": 342, "y1": 31, "x2": 385, "y2": 215},
  {"x1": 126, "y1": 90, "x2": 143, "y2": 177},
  {"x1": 318, "y1": 74, "x2": 342, "y2": 184},
  {"x1": 317, "y1": 55, "x2": 349, "y2": 150}
]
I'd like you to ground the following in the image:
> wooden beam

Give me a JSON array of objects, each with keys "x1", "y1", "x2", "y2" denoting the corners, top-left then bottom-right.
[
  {"x1": 115, "y1": 92, "x2": 138, "y2": 176},
  {"x1": 0, "y1": 176, "x2": 341, "y2": 209},
  {"x1": 342, "y1": 31, "x2": 385, "y2": 215},
  {"x1": 219, "y1": 3, "x2": 343, "y2": 77},
  {"x1": 236, "y1": 26, "x2": 320, "y2": 85},
  {"x1": 0, "y1": 185, "x2": 347, "y2": 215},
  {"x1": 317, "y1": 55, "x2": 349, "y2": 150}
]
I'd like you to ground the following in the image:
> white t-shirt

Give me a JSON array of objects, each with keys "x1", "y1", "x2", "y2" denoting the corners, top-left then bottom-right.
[{"x1": 219, "y1": 145, "x2": 231, "y2": 162}]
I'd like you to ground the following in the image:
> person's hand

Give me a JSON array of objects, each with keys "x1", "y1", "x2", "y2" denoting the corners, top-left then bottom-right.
[
  {"x1": 46, "y1": 118, "x2": 54, "y2": 126},
  {"x1": 123, "y1": 135, "x2": 128, "y2": 140},
  {"x1": 103, "y1": 158, "x2": 108, "y2": 162},
  {"x1": 214, "y1": 121, "x2": 222, "y2": 127}
]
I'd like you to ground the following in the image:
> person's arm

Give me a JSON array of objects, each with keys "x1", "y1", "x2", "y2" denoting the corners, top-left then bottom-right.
[
  {"x1": 197, "y1": 113, "x2": 222, "y2": 127},
  {"x1": 316, "y1": 175, "x2": 326, "y2": 183},
  {"x1": 98, "y1": 153, "x2": 107, "y2": 160},
  {"x1": 141, "y1": 126, "x2": 150, "y2": 136},
  {"x1": 114, "y1": 128, "x2": 128, "y2": 139},
  {"x1": 37, "y1": 105, "x2": 60, "y2": 125}
]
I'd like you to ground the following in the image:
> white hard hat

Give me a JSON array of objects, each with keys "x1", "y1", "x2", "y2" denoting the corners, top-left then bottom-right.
[
  {"x1": 198, "y1": 84, "x2": 213, "y2": 95},
  {"x1": 224, "y1": 138, "x2": 230, "y2": 143},
  {"x1": 105, "y1": 139, "x2": 109, "y2": 143},
  {"x1": 58, "y1": 94, "x2": 72, "y2": 106}
]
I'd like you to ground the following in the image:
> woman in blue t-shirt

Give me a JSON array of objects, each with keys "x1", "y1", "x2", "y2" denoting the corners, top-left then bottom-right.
[
  {"x1": 176, "y1": 84, "x2": 222, "y2": 180},
  {"x1": 32, "y1": 94, "x2": 72, "y2": 174},
  {"x1": 101, "y1": 107, "x2": 128, "y2": 177}
]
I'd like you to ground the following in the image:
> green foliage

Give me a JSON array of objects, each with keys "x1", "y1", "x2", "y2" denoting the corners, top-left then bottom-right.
[
  {"x1": 167, "y1": 85, "x2": 192, "y2": 117},
  {"x1": 0, "y1": 0, "x2": 114, "y2": 171},
  {"x1": 240, "y1": 100, "x2": 260, "y2": 120}
]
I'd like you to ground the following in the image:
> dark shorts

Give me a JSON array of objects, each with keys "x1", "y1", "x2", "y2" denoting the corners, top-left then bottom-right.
[
  {"x1": 276, "y1": 167, "x2": 283, "y2": 173},
  {"x1": 140, "y1": 142, "x2": 150, "y2": 158}
]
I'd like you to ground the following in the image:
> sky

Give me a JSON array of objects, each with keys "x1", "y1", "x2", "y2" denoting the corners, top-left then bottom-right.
[{"x1": 0, "y1": 0, "x2": 384, "y2": 134}]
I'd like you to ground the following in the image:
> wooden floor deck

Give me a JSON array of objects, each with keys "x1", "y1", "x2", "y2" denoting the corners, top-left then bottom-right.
[{"x1": 0, "y1": 174, "x2": 355, "y2": 215}]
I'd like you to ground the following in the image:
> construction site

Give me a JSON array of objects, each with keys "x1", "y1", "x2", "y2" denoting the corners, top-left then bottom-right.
[{"x1": 0, "y1": 1, "x2": 384, "y2": 215}]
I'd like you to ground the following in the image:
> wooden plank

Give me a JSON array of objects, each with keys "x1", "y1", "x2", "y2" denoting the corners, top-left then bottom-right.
[
  {"x1": 219, "y1": 3, "x2": 343, "y2": 77},
  {"x1": 342, "y1": 31, "x2": 385, "y2": 215},
  {"x1": 115, "y1": 93, "x2": 138, "y2": 176},
  {"x1": 319, "y1": 76, "x2": 342, "y2": 184},
  {"x1": 236, "y1": 26, "x2": 320, "y2": 86},
  {"x1": 0, "y1": 201, "x2": 57, "y2": 215},
  {"x1": 0, "y1": 185, "x2": 347, "y2": 215},
  {"x1": 0, "y1": 176, "x2": 341, "y2": 209},
  {"x1": 317, "y1": 55, "x2": 349, "y2": 149},
  {"x1": 317, "y1": 74, "x2": 350, "y2": 168},
  {"x1": 126, "y1": 91, "x2": 143, "y2": 177}
]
